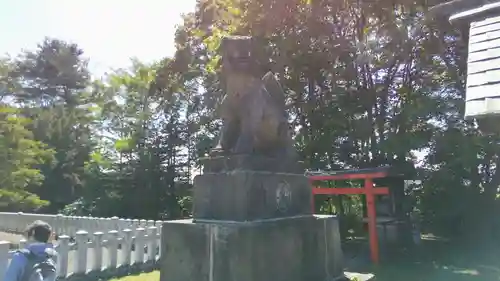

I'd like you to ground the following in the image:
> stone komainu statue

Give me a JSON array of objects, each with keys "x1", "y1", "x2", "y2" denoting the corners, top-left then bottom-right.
[{"x1": 212, "y1": 36, "x2": 296, "y2": 158}]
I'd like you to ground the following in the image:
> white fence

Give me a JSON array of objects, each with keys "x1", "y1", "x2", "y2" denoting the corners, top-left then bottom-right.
[
  {"x1": 0, "y1": 212, "x2": 164, "y2": 280},
  {"x1": 0, "y1": 212, "x2": 165, "y2": 237}
]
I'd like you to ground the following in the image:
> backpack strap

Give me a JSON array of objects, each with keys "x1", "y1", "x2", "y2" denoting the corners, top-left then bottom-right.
[
  {"x1": 18, "y1": 248, "x2": 53, "y2": 260},
  {"x1": 17, "y1": 249, "x2": 35, "y2": 260}
]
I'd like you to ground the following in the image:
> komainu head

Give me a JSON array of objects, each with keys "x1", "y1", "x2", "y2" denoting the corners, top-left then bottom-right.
[{"x1": 221, "y1": 36, "x2": 260, "y2": 75}]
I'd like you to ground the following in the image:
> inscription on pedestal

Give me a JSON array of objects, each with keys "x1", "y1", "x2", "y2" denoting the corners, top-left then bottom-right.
[{"x1": 276, "y1": 181, "x2": 292, "y2": 213}]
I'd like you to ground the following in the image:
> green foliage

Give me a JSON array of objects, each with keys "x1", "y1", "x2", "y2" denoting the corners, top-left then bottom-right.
[
  {"x1": 0, "y1": 0, "x2": 499, "y2": 242},
  {"x1": 4, "y1": 38, "x2": 95, "y2": 212},
  {"x1": 0, "y1": 105, "x2": 54, "y2": 210}
]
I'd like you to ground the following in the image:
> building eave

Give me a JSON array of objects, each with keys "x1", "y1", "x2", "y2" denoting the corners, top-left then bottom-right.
[
  {"x1": 430, "y1": 0, "x2": 486, "y2": 16},
  {"x1": 429, "y1": 0, "x2": 500, "y2": 21},
  {"x1": 450, "y1": 1, "x2": 500, "y2": 22}
]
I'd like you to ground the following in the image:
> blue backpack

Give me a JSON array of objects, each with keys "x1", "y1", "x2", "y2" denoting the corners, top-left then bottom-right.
[{"x1": 18, "y1": 249, "x2": 57, "y2": 281}]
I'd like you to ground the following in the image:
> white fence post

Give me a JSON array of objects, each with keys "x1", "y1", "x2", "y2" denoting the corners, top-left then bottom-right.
[
  {"x1": 75, "y1": 230, "x2": 88, "y2": 274},
  {"x1": 156, "y1": 220, "x2": 162, "y2": 257},
  {"x1": 112, "y1": 216, "x2": 119, "y2": 231},
  {"x1": 61, "y1": 216, "x2": 69, "y2": 237},
  {"x1": 68, "y1": 216, "x2": 76, "y2": 237},
  {"x1": 118, "y1": 219, "x2": 126, "y2": 232},
  {"x1": 17, "y1": 212, "x2": 24, "y2": 232},
  {"x1": 104, "y1": 218, "x2": 111, "y2": 234},
  {"x1": 108, "y1": 230, "x2": 119, "y2": 269},
  {"x1": 0, "y1": 241, "x2": 10, "y2": 279},
  {"x1": 127, "y1": 218, "x2": 133, "y2": 229},
  {"x1": 147, "y1": 220, "x2": 155, "y2": 228},
  {"x1": 134, "y1": 228, "x2": 145, "y2": 265},
  {"x1": 122, "y1": 229, "x2": 133, "y2": 266},
  {"x1": 147, "y1": 226, "x2": 157, "y2": 262},
  {"x1": 58, "y1": 235, "x2": 70, "y2": 278},
  {"x1": 93, "y1": 232, "x2": 104, "y2": 271},
  {"x1": 55, "y1": 214, "x2": 63, "y2": 236}
]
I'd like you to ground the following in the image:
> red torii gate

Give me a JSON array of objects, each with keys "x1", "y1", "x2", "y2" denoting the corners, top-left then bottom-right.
[{"x1": 308, "y1": 167, "x2": 392, "y2": 264}]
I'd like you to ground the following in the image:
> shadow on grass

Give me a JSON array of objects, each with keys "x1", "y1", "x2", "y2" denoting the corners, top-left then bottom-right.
[{"x1": 345, "y1": 237, "x2": 500, "y2": 281}]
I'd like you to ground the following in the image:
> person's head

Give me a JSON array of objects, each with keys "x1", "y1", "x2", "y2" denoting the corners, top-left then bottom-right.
[{"x1": 25, "y1": 220, "x2": 52, "y2": 243}]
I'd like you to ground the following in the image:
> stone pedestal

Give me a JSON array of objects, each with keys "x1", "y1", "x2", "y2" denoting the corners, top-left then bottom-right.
[
  {"x1": 160, "y1": 215, "x2": 343, "y2": 281},
  {"x1": 160, "y1": 156, "x2": 344, "y2": 281}
]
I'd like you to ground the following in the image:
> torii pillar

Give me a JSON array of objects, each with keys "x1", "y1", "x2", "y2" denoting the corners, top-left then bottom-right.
[{"x1": 430, "y1": 0, "x2": 500, "y2": 133}]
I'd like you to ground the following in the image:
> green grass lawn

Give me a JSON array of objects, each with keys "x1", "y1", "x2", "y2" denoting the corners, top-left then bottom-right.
[
  {"x1": 108, "y1": 271, "x2": 159, "y2": 281},
  {"x1": 360, "y1": 237, "x2": 500, "y2": 281},
  {"x1": 109, "y1": 238, "x2": 500, "y2": 281}
]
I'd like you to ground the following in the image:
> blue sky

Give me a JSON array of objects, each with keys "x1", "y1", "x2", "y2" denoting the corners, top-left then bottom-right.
[{"x1": 0, "y1": 0, "x2": 195, "y2": 77}]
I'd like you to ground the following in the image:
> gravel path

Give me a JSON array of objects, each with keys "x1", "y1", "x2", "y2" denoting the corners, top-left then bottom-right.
[{"x1": 0, "y1": 232, "x2": 24, "y2": 245}]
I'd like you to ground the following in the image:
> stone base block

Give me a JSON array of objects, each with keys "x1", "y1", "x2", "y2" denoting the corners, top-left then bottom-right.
[
  {"x1": 160, "y1": 215, "x2": 343, "y2": 281},
  {"x1": 193, "y1": 171, "x2": 312, "y2": 221}
]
